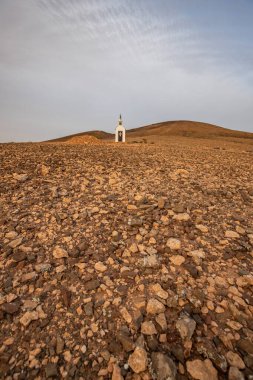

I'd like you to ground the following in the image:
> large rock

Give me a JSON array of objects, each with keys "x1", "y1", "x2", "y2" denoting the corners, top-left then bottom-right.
[
  {"x1": 186, "y1": 359, "x2": 218, "y2": 380},
  {"x1": 128, "y1": 346, "x2": 148, "y2": 373},
  {"x1": 152, "y1": 352, "x2": 177, "y2": 380}
]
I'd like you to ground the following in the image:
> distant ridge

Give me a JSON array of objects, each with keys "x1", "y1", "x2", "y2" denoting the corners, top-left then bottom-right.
[{"x1": 45, "y1": 120, "x2": 253, "y2": 142}]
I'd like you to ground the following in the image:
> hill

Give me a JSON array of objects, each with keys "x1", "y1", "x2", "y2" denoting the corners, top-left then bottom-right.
[{"x1": 45, "y1": 120, "x2": 253, "y2": 143}]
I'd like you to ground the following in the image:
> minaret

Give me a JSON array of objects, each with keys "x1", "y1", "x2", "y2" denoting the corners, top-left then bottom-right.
[{"x1": 115, "y1": 114, "x2": 126, "y2": 142}]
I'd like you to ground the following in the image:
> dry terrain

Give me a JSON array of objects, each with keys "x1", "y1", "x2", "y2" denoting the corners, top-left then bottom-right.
[{"x1": 0, "y1": 137, "x2": 253, "y2": 380}]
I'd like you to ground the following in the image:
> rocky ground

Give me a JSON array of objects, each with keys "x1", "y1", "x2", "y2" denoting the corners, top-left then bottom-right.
[{"x1": 0, "y1": 140, "x2": 253, "y2": 380}]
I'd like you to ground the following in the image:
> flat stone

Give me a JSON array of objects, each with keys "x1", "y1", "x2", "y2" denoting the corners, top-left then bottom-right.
[
  {"x1": 128, "y1": 346, "x2": 148, "y2": 373},
  {"x1": 12, "y1": 251, "x2": 26, "y2": 262},
  {"x1": 116, "y1": 332, "x2": 135, "y2": 352},
  {"x1": 186, "y1": 359, "x2": 218, "y2": 380},
  {"x1": 152, "y1": 352, "x2": 177, "y2": 380},
  {"x1": 1, "y1": 301, "x2": 21, "y2": 315},
  {"x1": 150, "y1": 284, "x2": 168, "y2": 299}
]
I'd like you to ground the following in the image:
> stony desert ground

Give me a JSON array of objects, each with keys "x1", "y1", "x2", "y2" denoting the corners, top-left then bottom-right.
[{"x1": 0, "y1": 138, "x2": 253, "y2": 380}]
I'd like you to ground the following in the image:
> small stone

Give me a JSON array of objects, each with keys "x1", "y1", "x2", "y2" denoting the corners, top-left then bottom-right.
[
  {"x1": 128, "y1": 346, "x2": 148, "y2": 373},
  {"x1": 152, "y1": 352, "x2": 177, "y2": 380},
  {"x1": 112, "y1": 363, "x2": 124, "y2": 380},
  {"x1": 127, "y1": 204, "x2": 137, "y2": 210},
  {"x1": 61, "y1": 287, "x2": 72, "y2": 308},
  {"x1": 186, "y1": 359, "x2": 218, "y2": 380},
  {"x1": 56, "y1": 336, "x2": 65, "y2": 354},
  {"x1": 120, "y1": 307, "x2": 132, "y2": 324},
  {"x1": 169, "y1": 255, "x2": 185, "y2": 266},
  {"x1": 8, "y1": 237, "x2": 23, "y2": 249},
  {"x1": 20, "y1": 311, "x2": 39, "y2": 327},
  {"x1": 228, "y1": 367, "x2": 245, "y2": 380},
  {"x1": 4, "y1": 337, "x2": 14, "y2": 346},
  {"x1": 147, "y1": 298, "x2": 165, "y2": 315},
  {"x1": 176, "y1": 316, "x2": 196, "y2": 340},
  {"x1": 53, "y1": 246, "x2": 68, "y2": 258},
  {"x1": 196, "y1": 224, "x2": 209, "y2": 233},
  {"x1": 173, "y1": 213, "x2": 190, "y2": 221},
  {"x1": 84, "y1": 279, "x2": 100, "y2": 291},
  {"x1": 225, "y1": 230, "x2": 240, "y2": 239},
  {"x1": 1, "y1": 301, "x2": 20, "y2": 315},
  {"x1": 21, "y1": 271, "x2": 37, "y2": 283},
  {"x1": 13, "y1": 173, "x2": 28, "y2": 182},
  {"x1": 143, "y1": 254, "x2": 159, "y2": 268},
  {"x1": 94, "y1": 261, "x2": 107, "y2": 272},
  {"x1": 141, "y1": 321, "x2": 157, "y2": 335},
  {"x1": 150, "y1": 284, "x2": 168, "y2": 299},
  {"x1": 166, "y1": 238, "x2": 181, "y2": 250},
  {"x1": 45, "y1": 363, "x2": 58, "y2": 378},
  {"x1": 158, "y1": 198, "x2": 165, "y2": 209},
  {"x1": 117, "y1": 332, "x2": 135, "y2": 352},
  {"x1": 12, "y1": 251, "x2": 26, "y2": 262},
  {"x1": 155, "y1": 313, "x2": 167, "y2": 331},
  {"x1": 39, "y1": 164, "x2": 50, "y2": 176},
  {"x1": 63, "y1": 350, "x2": 72, "y2": 362},
  {"x1": 226, "y1": 351, "x2": 245, "y2": 369}
]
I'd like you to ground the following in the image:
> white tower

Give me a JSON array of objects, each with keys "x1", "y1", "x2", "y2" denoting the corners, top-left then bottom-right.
[{"x1": 115, "y1": 114, "x2": 126, "y2": 142}]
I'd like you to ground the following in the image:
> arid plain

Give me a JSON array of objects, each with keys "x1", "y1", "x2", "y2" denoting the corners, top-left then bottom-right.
[{"x1": 0, "y1": 129, "x2": 253, "y2": 379}]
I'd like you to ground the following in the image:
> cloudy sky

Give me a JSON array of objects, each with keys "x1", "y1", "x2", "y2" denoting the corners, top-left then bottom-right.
[{"x1": 0, "y1": 0, "x2": 253, "y2": 141}]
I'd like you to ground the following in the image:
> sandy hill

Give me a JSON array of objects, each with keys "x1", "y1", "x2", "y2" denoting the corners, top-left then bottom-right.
[{"x1": 46, "y1": 120, "x2": 253, "y2": 144}]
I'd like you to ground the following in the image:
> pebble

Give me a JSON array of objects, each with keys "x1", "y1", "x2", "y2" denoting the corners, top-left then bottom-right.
[
  {"x1": 146, "y1": 298, "x2": 166, "y2": 315},
  {"x1": 128, "y1": 347, "x2": 148, "y2": 373},
  {"x1": 166, "y1": 238, "x2": 181, "y2": 250}
]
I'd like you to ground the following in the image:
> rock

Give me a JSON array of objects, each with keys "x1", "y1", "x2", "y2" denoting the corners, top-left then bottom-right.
[
  {"x1": 147, "y1": 298, "x2": 165, "y2": 315},
  {"x1": 169, "y1": 255, "x2": 185, "y2": 266},
  {"x1": 128, "y1": 346, "x2": 148, "y2": 373},
  {"x1": 236, "y1": 275, "x2": 253, "y2": 287},
  {"x1": 56, "y1": 336, "x2": 65, "y2": 354},
  {"x1": 150, "y1": 283, "x2": 168, "y2": 299},
  {"x1": 45, "y1": 363, "x2": 58, "y2": 378},
  {"x1": 13, "y1": 173, "x2": 28, "y2": 182},
  {"x1": 225, "y1": 230, "x2": 240, "y2": 239},
  {"x1": 112, "y1": 363, "x2": 123, "y2": 380},
  {"x1": 176, "y1": 315, "x2": 196, "y2": 340},
  {"x1": 143, "y1": 254, "x2": 160, "y2": 268},
  {"x1": 1, "y1": 301, "x2": 20, "y2": 315},
  {"x1": 166, "y1": 238, "x2": 181, "y2": 250},
  {"x1": 12, "y1": 251, "x2": 26, "y2": 262},
  {"x1": 196, "y1": 224, "x2": 209, "y2": 233},
  {"x1": 141, "y1": 321, "x2": 157, "y2": 335},
  {"x1": 39, "y1": 164, "x2": 50, "y2": 176},
  {"x1": 155, "y1": 313, "x2": 167, "y2": 330},
  {"x1": 20, "y1": 311, "x2": 39, "y2": 327},
  {"x1": 226, "y1": 351, "x2": 245, "y2": 369},
  {"x1": 237, "y1": 339, "x2": 253, "y2": 355},
  {"x1": 53, "y1": 246, "x2": 68, "y2": 258},
  {"x1": 61, "y1": 287, "x2": 72, "y2": 308},
  {"x1": 21, "y1": 271, "x2": 37, "y2": 283},
  {"x1": 94, "y1": 261, "x2": 107, "y2": 272},
  {"x1": 186, "y1": 359, "x2": 218, "y2": 380},
  {"x1": 117, "y1": 332, "x2": 135, "y2": 352},
  {"x1": 8, "y1": 237, "x2": 23, "y2": 249},
  {"x1": 120, "y1": 307, "x2": 132, "y2": 324},
  {"x1": 84, "y1": 279, "x2": 100, "y2": 291},
  {"x1": 158, "y1": 198, "x2": 165, "y2": 209},
  {"x1": 127, "y1": 204, "x2": 137, "y2": 211},
  {"x1": 173, "y1": 213, "x2": 190, "y2": 221},
  {"x1": 228, "y1": 367, "x2": 245, "y2": 380},
  {"x1": 152, "y1": 352, "x2": 177, "y2": 380}
]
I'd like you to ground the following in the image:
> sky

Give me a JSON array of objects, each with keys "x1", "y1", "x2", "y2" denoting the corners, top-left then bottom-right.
[{"x1": 0, "y1": 0, "x2": 253, "y2": 142}]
